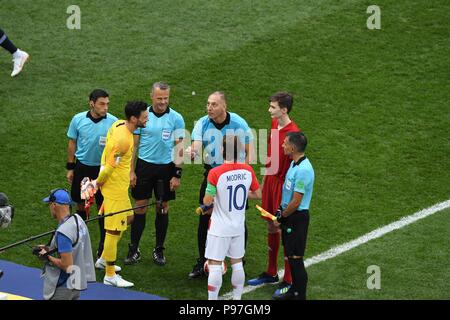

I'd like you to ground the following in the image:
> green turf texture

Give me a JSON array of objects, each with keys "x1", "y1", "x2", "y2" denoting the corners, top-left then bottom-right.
[
  {"x1": 0, "y1": 0, "x2": 449, "y2": 299},
  {"x1": 245, "y1": 208, "x2": 450, "y2": 300}
]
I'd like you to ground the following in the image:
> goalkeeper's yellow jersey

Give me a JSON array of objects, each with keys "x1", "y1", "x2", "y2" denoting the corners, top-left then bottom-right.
[{"x1": 98, "y1": 120, "x2": 134, "y2": 201}]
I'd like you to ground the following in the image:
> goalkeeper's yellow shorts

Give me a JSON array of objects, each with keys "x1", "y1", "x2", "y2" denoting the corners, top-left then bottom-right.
[{"x1": 101, "y1": 197, "x2": 133, "y2": 232}]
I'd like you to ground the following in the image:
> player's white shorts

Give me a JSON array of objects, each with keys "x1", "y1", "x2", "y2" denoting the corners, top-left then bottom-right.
[{"x1": 205, "y1": 233, "x2": 245, "y2": 261}]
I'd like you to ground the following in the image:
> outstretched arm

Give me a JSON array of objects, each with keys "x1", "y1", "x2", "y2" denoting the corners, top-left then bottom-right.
[
  {"x1": 130, "y1": 135, "x2": 140, "y2": 187},
  {"x1": 66, "y1": 139, "x2": 77, "y2": 183}
]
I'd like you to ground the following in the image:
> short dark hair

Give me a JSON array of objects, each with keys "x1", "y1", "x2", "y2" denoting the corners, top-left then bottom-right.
[
  {"x1": 89, "y1": 89, "x2": 109, "y2": 103},
  {"x1": 222, "y1": 135, "x2": 244, "y2": 162},
  {"x1": 124, "y1": 101, "x2": 148, "y2": 120},
  {"x1": 270, "y1": 92, "x2": 293, "y2": 113},
  {"x1": 286, "y1": 132, "x2": 307, "y2": 152}
]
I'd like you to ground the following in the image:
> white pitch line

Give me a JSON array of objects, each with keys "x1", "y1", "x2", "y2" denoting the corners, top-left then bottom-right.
[{"x1": 222, "y1": 199, "x2": 450, "y2": 300}]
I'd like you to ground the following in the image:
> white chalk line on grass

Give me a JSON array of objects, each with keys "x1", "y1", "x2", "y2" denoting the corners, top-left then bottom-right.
[{"x1": 222, "y1": 199, "x2": 450, "y2": 300}]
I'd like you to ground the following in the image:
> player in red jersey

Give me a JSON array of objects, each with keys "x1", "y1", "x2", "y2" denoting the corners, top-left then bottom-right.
[{"x1": 247, "y1": 92, "x2": 300, "y2": 299}]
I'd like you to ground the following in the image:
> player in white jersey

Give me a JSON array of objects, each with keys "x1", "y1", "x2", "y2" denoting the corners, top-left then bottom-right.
[{"x1": 203, "y1": 135, "x2": 261, "y2": 300}]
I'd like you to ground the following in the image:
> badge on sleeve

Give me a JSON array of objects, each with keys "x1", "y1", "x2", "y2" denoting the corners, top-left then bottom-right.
[{"x1": 285, "y1": 179, "x2": 292, "y2": 190}]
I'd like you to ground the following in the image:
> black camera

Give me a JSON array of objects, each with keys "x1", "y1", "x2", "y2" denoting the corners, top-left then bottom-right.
[{"x1": 0, "y1": 193, "x2": 14, "y2": 229}]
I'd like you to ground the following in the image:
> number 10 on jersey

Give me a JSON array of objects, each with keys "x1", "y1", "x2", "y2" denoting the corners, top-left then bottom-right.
[{"x1": 227, "y1": 184, "x2": 247, "y2": 212}]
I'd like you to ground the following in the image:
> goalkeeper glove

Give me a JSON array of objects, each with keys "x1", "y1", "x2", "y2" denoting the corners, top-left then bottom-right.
[{"x1": 80, "y1": 177, "x2": 97, "y2": 201}]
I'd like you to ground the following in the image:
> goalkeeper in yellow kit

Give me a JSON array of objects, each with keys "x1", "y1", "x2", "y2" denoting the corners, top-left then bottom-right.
[{"x1": 93, "y1": 101, "x2": 149, "y2": 288}]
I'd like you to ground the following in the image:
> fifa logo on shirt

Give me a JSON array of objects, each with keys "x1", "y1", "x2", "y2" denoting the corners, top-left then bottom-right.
[{"x1": 162, "y1": 129, "x2": 171, "y2": 141}]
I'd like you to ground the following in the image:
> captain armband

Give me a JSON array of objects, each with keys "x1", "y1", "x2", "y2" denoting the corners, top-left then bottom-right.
[{"x1": 205, "y1": 182, "x2": 217, "y2": 197}]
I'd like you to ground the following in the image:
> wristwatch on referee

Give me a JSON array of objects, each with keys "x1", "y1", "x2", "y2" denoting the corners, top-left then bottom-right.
[
  {"x1": 275, "y1": 207, "x2": 287, "y2": 224},
  {"x1": 66, "y1": 162, "x2": 76, "y2": 170},
  {"x1": 173, "y1": 166, "x2": 183, "y2": 179}
]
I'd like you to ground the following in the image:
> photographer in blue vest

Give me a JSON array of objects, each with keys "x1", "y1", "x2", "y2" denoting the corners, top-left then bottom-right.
[{"x1": 38, "y1": 189, "x2": 95, "y2": 300}]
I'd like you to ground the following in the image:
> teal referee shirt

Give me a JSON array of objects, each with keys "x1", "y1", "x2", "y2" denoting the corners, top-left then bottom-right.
[
  {"x1": 134, "y1": 106, "x2": 185, "y2": 164},
  {"x1": 281, "y1": 156, "x2": 315, "y2": 211},
  {"x1": 67, "y1": 112, "x2": 118, "y2": 166},
  {"x1": 192, "y1": 112, "x2": 253, "y2": 168}
]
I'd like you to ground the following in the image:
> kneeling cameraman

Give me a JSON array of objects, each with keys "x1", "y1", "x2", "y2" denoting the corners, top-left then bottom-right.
[{"x1": 38, "y1": 189, "x2": 95, "y2": 300}]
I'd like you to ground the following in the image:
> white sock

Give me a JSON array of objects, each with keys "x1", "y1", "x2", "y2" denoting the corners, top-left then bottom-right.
[
  {"x1": 231, "y1": 262, "x2": 245, "y2": 300},
  {"x1": 207, "y1": 265, "x2": 223, "y2": 300}
]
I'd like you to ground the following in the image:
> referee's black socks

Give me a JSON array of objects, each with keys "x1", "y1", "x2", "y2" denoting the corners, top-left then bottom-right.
[
  {"x1": 155, "y1": 212, "x2": 168, "y2": 248},
  {"x1": 198, "y1": 214, "x2": 210, "y2": 262},
  {"x1": 289, "y1": 257, "x2": 308, "y2": 300},
  {"x1": 130, "y1": 213, "x2": 146, "y2": 251},
  {"x1": 0, "y1": 29, "x2": 18, "y2": 54}
]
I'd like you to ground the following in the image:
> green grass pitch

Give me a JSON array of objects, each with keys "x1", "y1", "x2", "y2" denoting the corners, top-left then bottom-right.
[{"x1": 0, "y1": 0, "x2": 449, "y2": 299}]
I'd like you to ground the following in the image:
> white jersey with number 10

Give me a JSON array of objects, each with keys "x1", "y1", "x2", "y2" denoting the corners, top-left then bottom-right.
[{"x1": 206, "y1": 163, "x2": 260, "y2": 237}]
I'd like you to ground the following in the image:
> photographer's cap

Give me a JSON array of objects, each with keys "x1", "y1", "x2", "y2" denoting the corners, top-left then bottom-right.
[{"x1": 43, "y1": 189, "x2": 73, "y2": 205}]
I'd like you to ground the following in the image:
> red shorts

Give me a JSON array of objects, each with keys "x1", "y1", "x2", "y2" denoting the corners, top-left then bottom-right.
[{"x1": 261, "y1": 175, "x2": 284, "y2": 221}]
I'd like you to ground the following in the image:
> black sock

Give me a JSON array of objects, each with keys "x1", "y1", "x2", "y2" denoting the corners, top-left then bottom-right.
[
  {"x1": 155, "y1": 212, "x2": 169, "y2": 248},
  {"x1": 130, "y1": 214, "x2": 146, "y2": 250},
  {"x1": 0, "y1": 30, "x2": 18, "y2": 55},
  {"x1": 289, "y1": 258, "x2": 308, "y2": 300},
  {"x1": 76, "y1": 210, "x2": 87, "y2": 221},
  {"x1": 198, "y1": 214, "x2": 210, "y2": 262},
  {"x1": 97, "y1": 216, "x2": 105, "y2": 258}
]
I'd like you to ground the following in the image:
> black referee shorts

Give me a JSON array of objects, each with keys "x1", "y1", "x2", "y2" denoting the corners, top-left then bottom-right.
[
  {"x1": 198, "y1": 165, "x2": 212, "y2": 205},
  {"x1": 71, "y1": 160, "x2": 103, "y2": 206},
  {"x1": 282, "y1": 210, "x2": 310, "y2": 257},
  {"x1": 131, "y1": 159, "x2": 176, "y2": 202}
]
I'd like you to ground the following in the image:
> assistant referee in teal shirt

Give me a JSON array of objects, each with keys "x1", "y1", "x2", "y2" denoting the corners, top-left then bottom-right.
[
  {"x1": 66, "y1": 89, "x2": 118, "y2": 259},
  {"x1": 274, "y1": 132, "x2": 314, "y2": 300}
]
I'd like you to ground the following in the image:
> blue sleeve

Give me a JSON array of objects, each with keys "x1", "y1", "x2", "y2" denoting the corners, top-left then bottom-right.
[
  {"x1": 67, "y1": 116, "x2": 78, "y2": 140},
  {"x1": 56, "y1": 232, "x2": 73, "y2": 254},
  {"x1": 235, "y1": 116, "x2": 253, "y2": 144},
  {"x1": 109, "y1": 113, "x2": 119, "y2": 122},
  {"x1": 192, "y1": 117, "x2": 205, "y2": 141},
  {"x1": 133, "y1": 127, "x2": 141, "y2": 135},
  {"x1": 294, "y1": 169, "x2": 311, "y2": 194},
  {"x1": 174, "y1": 114, "x2": 185, "y2": 139}
]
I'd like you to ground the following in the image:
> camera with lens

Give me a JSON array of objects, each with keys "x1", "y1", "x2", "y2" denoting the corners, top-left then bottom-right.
[{"x1": 0, "y1": 193, "x2": 14, "y2": 229}]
